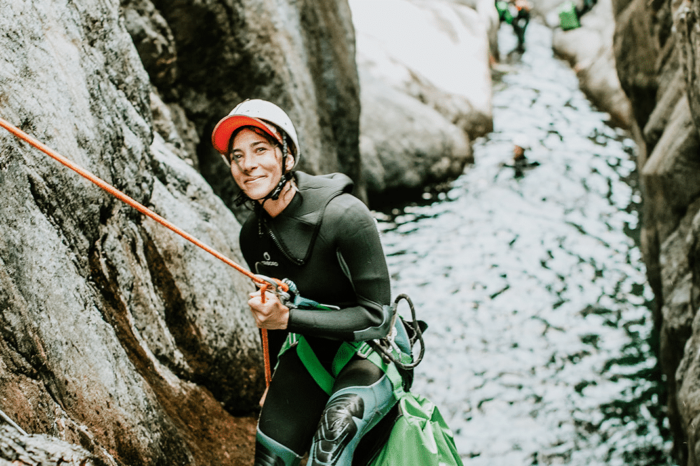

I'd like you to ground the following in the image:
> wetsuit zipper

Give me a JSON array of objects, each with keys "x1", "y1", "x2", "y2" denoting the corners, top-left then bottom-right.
[{"x1": 260, "y1": 217, "x2": 305, "y2": 266}]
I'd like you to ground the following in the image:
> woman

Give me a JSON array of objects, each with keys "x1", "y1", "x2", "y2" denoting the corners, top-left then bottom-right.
[{"x1": 211, "y1": 99, "x2": 402, "y2": 466}]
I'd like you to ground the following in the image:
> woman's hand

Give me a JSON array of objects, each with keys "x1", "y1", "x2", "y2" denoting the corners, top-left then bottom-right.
[{"x1": 248, "y1": 289, "x2": 290, "y2": 330}]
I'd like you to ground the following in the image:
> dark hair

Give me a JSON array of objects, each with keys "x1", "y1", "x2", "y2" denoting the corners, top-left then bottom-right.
[{"x1": 227, "y1": 125, "x2": 280, "y2": 160}]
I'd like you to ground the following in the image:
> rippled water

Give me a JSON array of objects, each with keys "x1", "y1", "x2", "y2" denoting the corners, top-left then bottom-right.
[{"x1": 375, "y1": 22, "x2": 673, "y2": 465}]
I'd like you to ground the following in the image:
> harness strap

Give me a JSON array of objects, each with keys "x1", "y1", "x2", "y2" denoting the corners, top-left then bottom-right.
[
  {"x1": 296, "y1": 336, "x2": 335, "y2": 395},
  {"x1": 290, "y1": 334, "x2": 405, "y2": 398}
]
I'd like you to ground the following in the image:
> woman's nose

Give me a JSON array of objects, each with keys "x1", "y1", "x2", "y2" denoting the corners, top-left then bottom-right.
[{"x1": 238, "y1": 153, "x2": 256, "y2": 172}]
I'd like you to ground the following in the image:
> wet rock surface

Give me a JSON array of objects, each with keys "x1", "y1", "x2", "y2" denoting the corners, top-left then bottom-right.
[
  {"x1": 548, "y1": 0, "x2": 633, "y2": 127},
  {"x1": 377, "y1": 24, "x2": 671, "y2": 465},
  {"x1": 0, "y1": 425, "x2": 97, "y2": 466},
  {"x1": 612, "y1": 0, "x2": 700, "y2": 461},
  {"x1": 0, "y1": 1, "x2": 258, "y2": 464}
]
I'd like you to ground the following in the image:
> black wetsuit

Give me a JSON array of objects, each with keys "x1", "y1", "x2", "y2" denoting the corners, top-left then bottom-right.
[
  {"x1": 240, "y1": 172, "x2": 396, "y2": 465},
  {"x1": 512, "y1": 7, "x2": 530, "y2": 51}
]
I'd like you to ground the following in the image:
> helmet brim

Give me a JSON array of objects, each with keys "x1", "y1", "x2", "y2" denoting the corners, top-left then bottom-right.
[{"x1": 211, "y1": 115, "x2": 283, "y2": 155}]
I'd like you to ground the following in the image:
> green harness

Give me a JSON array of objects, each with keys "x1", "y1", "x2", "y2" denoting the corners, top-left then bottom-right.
[{"x1": 278, "y1": 333, "x2": 406, "y2": 399}]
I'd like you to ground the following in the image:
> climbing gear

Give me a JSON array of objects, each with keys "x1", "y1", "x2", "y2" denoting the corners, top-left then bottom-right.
[
  {"x1": 369, "y1": 294, "x2": 425, "y2": 372},
  {"x1": 368, "y1": 393, "x2": 464, "y2": 466},
  {"x1": 0, "y1": 116, "x2": 283, "y2": 389},
  {"x1": 275, "y1": 287, "x2": 425, "y2": 399},
  {"x1": 279, "y1": 278, "x2": 340, "y2": 311},
  {"x1": 558, "y1": 1, "x2": 581, "y2": 30},
  {"x1": 212, "y1": 99, "x2": 300, "y2": 168}
]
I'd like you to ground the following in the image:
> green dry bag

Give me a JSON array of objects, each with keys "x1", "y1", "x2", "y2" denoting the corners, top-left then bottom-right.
[
  {"x1": 369, "y1": 393, "x2": 464, "y2": 466},
  {"x1": 558, "y1": 1, "x2": 581, "y2": 30}
]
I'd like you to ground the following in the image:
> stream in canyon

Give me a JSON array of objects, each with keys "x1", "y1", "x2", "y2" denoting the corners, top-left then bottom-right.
[{"x1": 375, "y1": 21, "x2": 674, "y2": 465}]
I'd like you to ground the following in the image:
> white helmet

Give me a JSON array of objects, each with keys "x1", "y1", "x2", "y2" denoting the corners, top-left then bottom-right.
[{"x1": 211, "y1": 99, "x2": 300, "y2": 168}]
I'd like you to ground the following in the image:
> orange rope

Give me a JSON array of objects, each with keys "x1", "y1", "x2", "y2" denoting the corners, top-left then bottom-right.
[
  {"x1": 260, "y1": 286, "x2": 273, "y2": 386},
  {"x1": 0, "y1": 116, "x2": 278, "y2": 387}
]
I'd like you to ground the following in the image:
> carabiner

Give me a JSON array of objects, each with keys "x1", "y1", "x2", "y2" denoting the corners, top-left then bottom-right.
[{"x1": 254, "y1": 274, "x2": 291, "y2": 304}]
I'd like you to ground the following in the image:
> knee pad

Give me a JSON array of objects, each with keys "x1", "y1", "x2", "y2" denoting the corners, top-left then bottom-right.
[
  {"x1": 255, "y1": 428, "x2": 303, "y2": 466},
  {"x1": 309, "y1": 375, "x2": 395, "y2": 466}
]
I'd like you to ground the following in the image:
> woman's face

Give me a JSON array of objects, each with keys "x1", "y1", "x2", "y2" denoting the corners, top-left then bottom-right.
[{"x1": 229, "y1": 128, "x2": 291, "y2": 201}]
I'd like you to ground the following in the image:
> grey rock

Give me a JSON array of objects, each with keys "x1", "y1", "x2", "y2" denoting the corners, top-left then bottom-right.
[
  {"x1": 359, "y1": 70, "x2": 472, "y2": 195},
  {"x1": 351, "y1": 0, "x2": 494, "y2": 141},
  {"x1": 551, "y1": 0, "x2": 633, "y2": 127},
  {"x1": 351, "y1": 0, "x2": 492, "y2": 196},
  {"x1": 0, "y1": 425, "x2": 98, "y2": 466},
  {"x1": 0, "y1": 0, "x2": 260, "y2": 464},
  {"x1": 613, "y1": 0, "x2": 700, "y2": 460}
]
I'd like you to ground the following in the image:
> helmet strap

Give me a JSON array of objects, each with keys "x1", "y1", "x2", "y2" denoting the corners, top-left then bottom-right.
[{"x1": 259, "y1": 134, "x2": 291, "y2": 205}]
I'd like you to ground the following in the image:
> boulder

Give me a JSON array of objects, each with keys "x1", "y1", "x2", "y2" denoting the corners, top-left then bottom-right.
[
  {"x1": 551, "y1": 0, "x2": 633, "y2": 127},
  {"x1": 351, "y1": 0, "x2": 493, "y2": 141},
  {"x1": 350, "y1": 0, "x2": 492, "y2": 199},
  {"x1": 0, "y1": 1, "x2": 259, "y2": 464},
  {"x1": 359, "y1": 69, "x2": 472, "y2": 196}
]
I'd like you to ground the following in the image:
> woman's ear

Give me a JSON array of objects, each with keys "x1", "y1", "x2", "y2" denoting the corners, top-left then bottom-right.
[{"x1": 285, "y1": 154, "x2": 295, "y2": 172}]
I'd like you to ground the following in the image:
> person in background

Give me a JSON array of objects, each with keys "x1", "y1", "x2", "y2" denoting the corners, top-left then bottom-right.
[
  {"x1": 511, "y1": 0, "x2": 531, "y2": 51},
  {"x1": 511, "y1": 134, "x2": 540, "y2": 177},
  {"x1": 496, "y1": 0, "x2": 531, "y2": 51}
]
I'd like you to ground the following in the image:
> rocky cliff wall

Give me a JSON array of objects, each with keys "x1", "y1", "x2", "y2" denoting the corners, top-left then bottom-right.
[
  {"x1": 0, "y1": 0, "x2": 325, "y2": 464},
  {"x1": 122, "y1": 0, "x2": 364, "y2": 209},
  {"x1": 612, "y1": 0, "x2": 700, "y2": 463},
  {"x1": 550, "y1": 0, "x2": 633, "y2": 127}
]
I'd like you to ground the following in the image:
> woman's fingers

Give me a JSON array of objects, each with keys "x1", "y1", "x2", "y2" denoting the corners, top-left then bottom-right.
[{"x1": 247, "y1": 291, "x2": 289, "y2": 329}]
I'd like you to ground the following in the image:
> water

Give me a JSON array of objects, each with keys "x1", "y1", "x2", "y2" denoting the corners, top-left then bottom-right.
[{"x1": 375, "y1": 22, "x2": 673, "y2": 465}]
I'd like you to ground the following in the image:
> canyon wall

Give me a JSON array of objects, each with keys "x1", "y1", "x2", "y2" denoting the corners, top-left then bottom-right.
[{"x1": 612, "y1": 0, "x2": 700, "y2": 462}]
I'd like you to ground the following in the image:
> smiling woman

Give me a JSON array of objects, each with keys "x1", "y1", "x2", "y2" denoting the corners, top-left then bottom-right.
[{"x1": 210, "y1": 99, "x2": 413, "y2": 466}]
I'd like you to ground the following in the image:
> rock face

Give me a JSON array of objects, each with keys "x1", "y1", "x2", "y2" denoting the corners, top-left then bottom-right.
[
  {"x1": 612, "y1": 0, "x2": 700, "y2": 462},
  {"x1": 0, "y1": 425, "x2": 97, "y2": 466},
  {"x1": 0, "y1": 0, "x2": 282, "y2": 464},
  {"x1": 350, "y1": 0, "x2": 494, "y2": 199},
  {"x1": 550, "y1": 0, "x2": 633, "y2": 127},
  {"x1": 121, "y1": 0, "x2": 364, "y2": 207}
]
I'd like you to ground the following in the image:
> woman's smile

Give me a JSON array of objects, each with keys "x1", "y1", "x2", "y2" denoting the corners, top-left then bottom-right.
[{"x1": 230, "y1": 129, "x2": 284, "y2": 201}]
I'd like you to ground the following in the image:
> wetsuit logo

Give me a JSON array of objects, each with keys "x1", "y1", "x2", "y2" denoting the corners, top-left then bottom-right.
[{"x1": 260, "y1": 252, "x2": 278, "y2": 267}]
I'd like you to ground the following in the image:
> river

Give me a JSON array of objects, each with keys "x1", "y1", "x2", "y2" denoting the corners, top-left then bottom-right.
[{"x1": 375, "y1": 22, "x2": 674, "y2": 465}]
